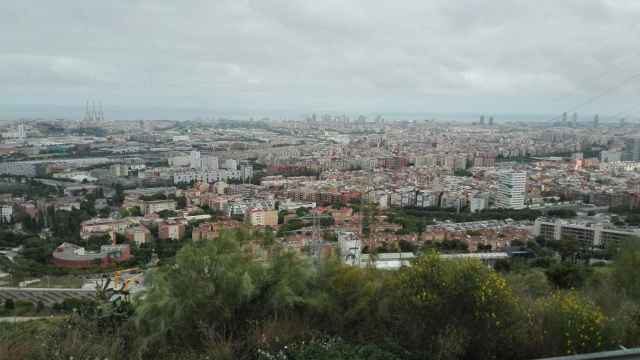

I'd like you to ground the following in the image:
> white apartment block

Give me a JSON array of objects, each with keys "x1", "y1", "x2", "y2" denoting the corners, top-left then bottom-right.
[
  {"x1": 80, "y1": 218, "x2": 129, "y2": 240},
  {"x1": 201, "y1": 155, "x2": 219, "y2": 170},
  {"x1": 495, "y1": 171, "x2": 527, "y2": 210},
  {"x1": 169, "y1": 155, "x2": 190, "y2": 167},
  {"x1": 1, "y1": 205, "x2": 13, "y2": 223},
  {"x1": 470, "y1": 196, "x2": 488, "y2": 213},
  {"x1": 173, "y1": 169, "x2": 243, "y2": 184},
  {"x1": 143, "y1": 200, "x2": 177, "y2": 215},
  {"x1": 416, "y1": 190, "x2": 439, "y2": 208},
  {"x1": 223, "y1": 159, "x2": 238, "y2": 170},
  {"x1": 190, "y1": 150, "x2": 201, "y2": 169}
]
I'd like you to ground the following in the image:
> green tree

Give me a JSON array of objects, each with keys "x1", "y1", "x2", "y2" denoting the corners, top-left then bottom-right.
[
  {"x1": 557, "y1": 236, "x2": 580, "y2": 263},
  {"x1": 322, "y1": 231, "x2": 338, "y2": 242},
  {"x1": 86, "y1": 234, "x2": 112, "y2": 251},
  {"x1": 454, "y1": 168, "x2": 473, "y2": 177},
  {"x1": 36, "y1": 300, "x2": 45, "y2": 313},
  {"x1": 494, "y1": 258, "x2": 512, "y2": 273},
  {"x1": 19, "y1": 236, "x2": 56, "y2": 264},
  {"x1": 176, "y1": 196, "x2": 187, "y2": 210},
  {"x1": 4, "y1": 298, "x2": 14, "y2": 311},
  {"x1": 98, "y1": 207, "x2": 111, "y2": 218},
  {"x1": 295, "y1": 207, "x2": 308, "y2": 218},
  {"x1": 80, "y1": 195, "x2": 97, "y2": 217},
  {"x1": 158, "y1": 209, "x2": 177, "y2": 219},
  {"x1": 128, "y1": 206, "x2": 142, "y2": 217},
  {"x1": 506, "y1": 270, "x2": 551, "y2": 301},
  {"x1": 135, "y1": 232, "x2": 262, "y2": 354},
  {"x1": 262, "y1": 226, "x2": 275, "y2": 247},
  {"x1": 545, "y1": 262, "x2": 591, "y2": 289},
  {"x1": 277, "y1": 210, "x2": 288, "y2": 225},
  {"x1": 135, "y1": 229, "x2": 318, "y2": 358},
  {"x1": 613, "y1": 238, "x2": 640, "y2": 300},
  {"x1": 320, "y1": 216, "x2": 335, "y2": 227},
  {"x1": 314, "y1": 260, "x2": 388, "y2": 340},
  {"x1": 254, "y1": 250, "x2": 313, "y2": 322},
  {"x1": 113, "y1": 183, "x2": 125, "y2": 206}
]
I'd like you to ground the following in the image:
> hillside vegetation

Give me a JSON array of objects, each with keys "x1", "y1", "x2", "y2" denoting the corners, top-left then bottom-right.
[{"x1": 2, "y1": 230, "x2": 640, "y2": 359}]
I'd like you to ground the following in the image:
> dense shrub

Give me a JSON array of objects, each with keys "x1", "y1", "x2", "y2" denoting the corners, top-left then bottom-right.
[
  {"x1": 388, "y1": 253, "x2": 526, "y2": 359},
  {"x1": 3, "y1": 230, "x2": 640, "y2": 359},
  {"x1": 527, "y1": 292, "x2": 608, "y2": 356}
]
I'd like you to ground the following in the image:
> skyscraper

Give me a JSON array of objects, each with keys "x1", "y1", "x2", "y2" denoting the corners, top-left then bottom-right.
[
  {"x1": 623, "y1": 137, "x2": 640, "y2": 161},
  {"x1": 223, "y1": 159, "x2": 238, "y2": 170},
  {"x1": 17, "y1": 123, "x2": 25, "y2": 139},
  {"x1": 190, "y1": 150, "x2": 201, "y2": 169},
  {"x1": 201, "y1": 155, "x2": 219, "y2": 170},
  {"x1": 496, "y1": 171, "x2": 527, "y2": 210}
]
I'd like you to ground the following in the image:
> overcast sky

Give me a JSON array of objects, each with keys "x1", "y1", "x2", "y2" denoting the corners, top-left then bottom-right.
[{"x1": 2, "y1": 0, "x2": 640, "y2": 120}]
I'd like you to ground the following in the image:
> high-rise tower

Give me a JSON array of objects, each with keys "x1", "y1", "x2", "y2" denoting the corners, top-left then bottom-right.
[{"x1": 496, "y1": 171, "x2": 527, "y2": 210}]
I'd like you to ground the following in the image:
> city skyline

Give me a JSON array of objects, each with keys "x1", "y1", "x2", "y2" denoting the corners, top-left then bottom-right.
[
  {"x1": 4, "y1": 2, "x2": 640, "y2": 358},
  {"x1": 1, "y1": 103, "x2": 639, "y2": 123}
]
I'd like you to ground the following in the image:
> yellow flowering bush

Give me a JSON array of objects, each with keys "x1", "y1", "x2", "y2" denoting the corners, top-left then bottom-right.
[
  {"x1": 529, "y1": 291, "x2": 607, "y2": 356},
  {"x1": 391, "y1": 252, "x2": 526, "y2": 359}
]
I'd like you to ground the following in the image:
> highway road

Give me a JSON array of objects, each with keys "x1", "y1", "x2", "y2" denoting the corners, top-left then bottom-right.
[
  {"x1": 0, "y1": 316, "x2": 55, "y2": 323},
  {"x1": 0, "y1": 287, "x2": 95, "y2": 306}
]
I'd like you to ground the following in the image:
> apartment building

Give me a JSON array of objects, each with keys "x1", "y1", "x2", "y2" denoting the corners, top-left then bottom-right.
[
  {"x1": 80, "y1": 218, "x2": 129, "y2": 241},
  {"x1": 0, "y1": 204, "x2": 13, "y2": 223},
  {"x1": 533, "y1": 218, "x2": 637, "y2": 248},
  {"x1": 143, "y1": 200, "x2": 176, "y2": 215},
  {"x1": 125, "y1": 225, "x2": 152, "y2": 245},
  {"x1": 158, "y1": 220, "x2": 185, "y2": 240},
  {"x1": 247, "y1": 208, "x2": 278, "y2": 227},
  {"x1": 496, "y1": 171, "x2": 527, "y2": 209}
]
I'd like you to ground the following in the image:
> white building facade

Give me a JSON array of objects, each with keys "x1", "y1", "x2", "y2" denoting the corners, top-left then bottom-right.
[{"x1": 495, "y1": 171, "x2": 527, "y2": 209}]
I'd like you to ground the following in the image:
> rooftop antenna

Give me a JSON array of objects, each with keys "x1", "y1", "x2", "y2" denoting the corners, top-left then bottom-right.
[{"x1": 360, "y1": 166, "x2": 376, "y2": 266}]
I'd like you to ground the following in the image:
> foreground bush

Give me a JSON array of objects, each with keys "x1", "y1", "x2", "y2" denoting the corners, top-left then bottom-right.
[
  {"x1": 134, "y1": 231, "x2": 316, "y2": 358},
  {"x1": 388, "y1": 253, "x2": 526, "y2": 359},
  {"x1": 527, "y1": 291, "x2": 608, "y2": 357},
  {"x1": 3, "y1": 229, "x2": 640, "y2": 359},
  {"x1": 256, "y1": 337, "x2": 401, "y2": 360}
]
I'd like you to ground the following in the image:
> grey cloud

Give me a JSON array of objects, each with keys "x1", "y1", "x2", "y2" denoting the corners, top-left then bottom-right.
[{"x1": 1, "y1": 0, "x2": 640, "y2": 119}]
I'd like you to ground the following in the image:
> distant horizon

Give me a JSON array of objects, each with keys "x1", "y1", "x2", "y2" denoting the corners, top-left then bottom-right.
[
  {"x1": 1, "y1": 103, "x2": 637, "y2": 123},
  {"x1": 3, "y1": 2, "x2": 640, "y2": 125}
]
